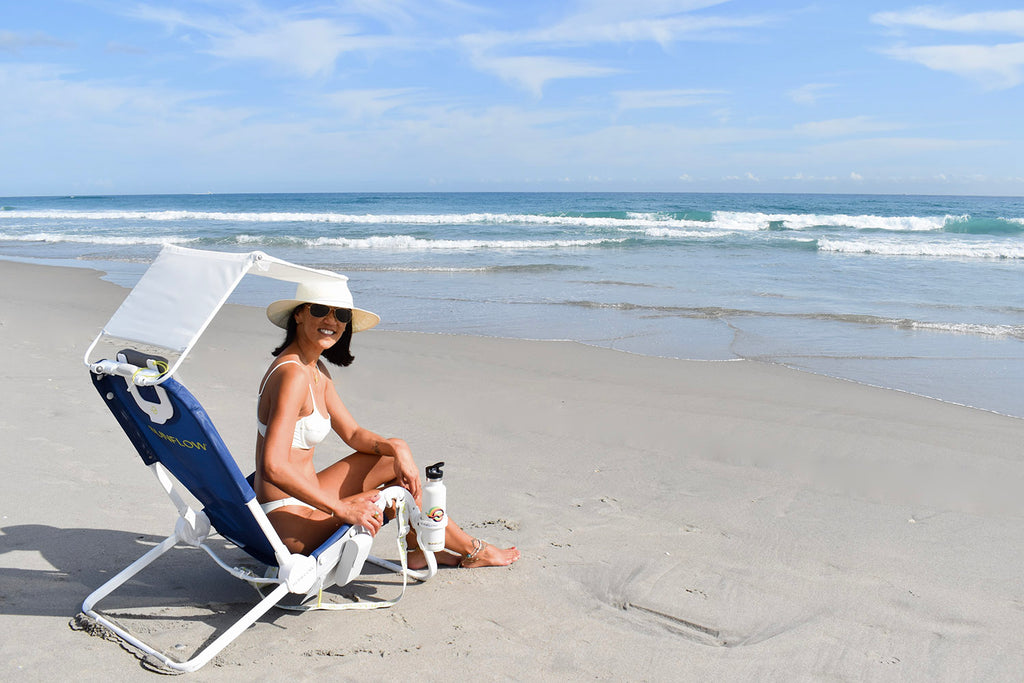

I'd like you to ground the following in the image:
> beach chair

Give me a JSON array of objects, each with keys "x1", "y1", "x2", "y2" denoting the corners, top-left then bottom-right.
[{"x1": 80, "y1": 246, "x2": 437, "y2": 672}]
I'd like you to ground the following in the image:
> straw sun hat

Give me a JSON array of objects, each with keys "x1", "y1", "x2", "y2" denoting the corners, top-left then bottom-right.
[{"x1": 266, "y1": 279, "x2": 380, "y2": 333}]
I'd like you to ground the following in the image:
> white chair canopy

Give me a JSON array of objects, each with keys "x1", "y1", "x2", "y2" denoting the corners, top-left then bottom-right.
[{"x1": 84, "y1": 244, "x2": 350, "y2": 382}]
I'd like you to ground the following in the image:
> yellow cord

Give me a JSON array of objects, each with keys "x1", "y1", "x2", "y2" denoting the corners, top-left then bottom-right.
[{"x1": 131, "y1": 359, "x2": 169, "y2": 384}]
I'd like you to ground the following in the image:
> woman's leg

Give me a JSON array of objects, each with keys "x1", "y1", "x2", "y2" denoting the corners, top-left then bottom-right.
[
  {"x1": 267, "y1": 506, "x2": 346, "y2": 555},
  {"x1": 403, "y1": 512, "x2": 519, "y2": 569},
  {"x1": 267, "y1": 452, "x2": 394, "y2": 555},
  {"x1": 317, "y1": 451, "x2": 397, "y2": 497},
  {"x1": 317, "y1": 451, "x2": 519, "y2": 568}
]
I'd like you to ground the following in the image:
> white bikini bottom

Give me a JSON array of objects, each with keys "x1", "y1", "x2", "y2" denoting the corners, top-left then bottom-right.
[{"x1": 260, "y1": 496, "x2": 316, "y2": 514}]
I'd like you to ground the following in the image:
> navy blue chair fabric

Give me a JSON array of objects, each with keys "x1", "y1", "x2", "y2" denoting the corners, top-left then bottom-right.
[{"x1": 92, "y1": 370, "x2": 278, "y2": 566}]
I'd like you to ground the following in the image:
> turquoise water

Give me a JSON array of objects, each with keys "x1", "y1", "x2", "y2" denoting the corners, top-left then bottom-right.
[{"x1": 2, "y1": 192, "x2": 1023, "y2": 417}]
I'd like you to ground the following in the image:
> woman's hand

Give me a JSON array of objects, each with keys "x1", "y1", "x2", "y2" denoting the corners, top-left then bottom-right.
[
  {"x1": 388, "y1": 438, "x2": 422, "y2": 504},
  {"x1": 334, "y1": 490, "x2": 384, "y2": 535}
]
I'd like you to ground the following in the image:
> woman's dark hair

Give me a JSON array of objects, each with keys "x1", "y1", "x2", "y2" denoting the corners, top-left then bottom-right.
[{"x1": 271, "y1": 305, "x2": 355, "y2": 367}]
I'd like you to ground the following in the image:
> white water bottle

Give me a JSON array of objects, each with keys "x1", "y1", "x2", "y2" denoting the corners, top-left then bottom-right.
[{"x1": 418, "y1": 462, "x2": 448, "y2": 552}]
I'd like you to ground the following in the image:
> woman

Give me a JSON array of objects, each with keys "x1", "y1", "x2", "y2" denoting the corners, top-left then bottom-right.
[{"x1": 255, "y1": 279, "x2": 519, "y2": 569}]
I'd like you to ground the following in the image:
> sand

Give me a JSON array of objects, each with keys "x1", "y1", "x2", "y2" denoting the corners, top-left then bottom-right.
[{"x1": 2, "y1": 259, "x2": 1023, "y2": 681}]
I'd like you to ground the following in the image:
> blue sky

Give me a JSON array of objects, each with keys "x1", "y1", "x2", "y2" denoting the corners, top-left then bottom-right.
[{"x1": 2, "y1": 1, "x2": 1023, "y2": 196}]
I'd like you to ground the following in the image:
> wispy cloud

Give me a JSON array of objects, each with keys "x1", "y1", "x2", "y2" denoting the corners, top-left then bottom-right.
[
  {"x1": 872, "y1": 9, "x2": 1024, "y2": 36},
  {"x1": 126, "y1": 4, "x2": 229, "y2": 36},
  {"x1": 463, "y1": 8, "x2": 772, "y2": 52},
  {"x1": 0, "y1": 63, "x2": 230, "y2": 123},
  {"x1": 208, "y1": 19, "x2": 367, "y2": 78},
  {"x1": 787, "y1": 83, "x2": 834, "y2": 105},
  {"x1": 872, "y1": 7, "x2": 1024, "y2": 89},
  {"x1": 0, "y1": 30, "x2": 74, "y2": 53},
  {"x1": 459, "y1": 3, "x2": 774, "y2": 95},
  {"x1": 793, "y1": 116, "x2": 902, "y2": 138},
  {"x1": 806, "y1": 136, "x2": 998, "y2": 159},
  {"x1": 523, "y1": 14, "x2": 768, "y2": 48},
  {"x1": 342, "y1": 0, "x2": 491, "y2": 31},
  {"x1": 471, "y1": 55, "x2": 621, "y2": 97},
  {"x1": 614, "y1": 89, "x2": 725, "y2": 110},
  {"x1": 558, "y1": 0, "x2": 732, "y2": 23},
  {"x1": 321, "y1": 87, "x2": 424, "y2": 119},
  {"x1": 124, "y1": 2, "x2": 771, "y2": 95},
  {"x1": 882, "y1": 42, "x2": 1024, "y2": 90},
  {"x1": 105, "y1": 42, "x2": 148, "y2": 56},
  {"x1": 126, "y1": 3, "x2": 417, "y2": 78},
  {"x1": 722, "y1": 172, "x2": 760, "y2": 182}
]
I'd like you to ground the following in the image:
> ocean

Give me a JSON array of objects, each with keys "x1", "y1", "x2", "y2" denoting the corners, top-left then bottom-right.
[{"x1": 2, "y1": 192, "x2": 1022, "y2": 417}]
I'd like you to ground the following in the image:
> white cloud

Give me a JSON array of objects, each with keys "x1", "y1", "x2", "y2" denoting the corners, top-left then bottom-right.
[
  {"x1": 322, "y1": 88, "x2": 423, "y2": 119},
  {"x1": 125, "y1": 2, "x2": 771, "y2": 95},
  {"x1": 550, "y1": 0, "x2": 765, "y2": 47},
  {"x1": 787, "y1": 83, "x2": 834, "y2": 105},
  {"x1": 850, "y1": 171, "x2": 863, "y2": 181},
  {"x1": 0, "y1": 63, "x2": 218, "y2": 121},
  {"x1": 872, "y1": 9, "x2": 1024, "y2": 36},
  {"x1": 126, "y1": 5, "x2": 228, "y2": 35},
  {"x1": 471, "y1": 55, "x2": 621, "y2": 97},
  {"x1": 806, "y1": 136, "x2": 998, "y2": 161},
  {"x1": 614, "y1": 88, "x2": 725, "y2": 110},
  {"x1": 562, "y1": 0, "x2": 731, "y2": 24},
  {"x1": 882, "y1": 42, "x2": 1024, "y2": 90},
  {"x1": 105, "y1": 42, "x2": 148, "y2": 55},
  {"x1": 463, "y1": 11, "x2": 773, "y2": 53},
  {"x1": 208, "y1": 19, "x2": 361, "y2": 78},
  {"x1": 458, "y1": 4, "x2": 774, "y2": 94},
  {"x1": 0, "y1": 30, "x2": 73, "y2": 52},
  {"x1": 872, "y1": 8, "x2": 1024, "y2": 89},
  {"x1": 793, "y1": 116, "x2": 901, "y2": 138},
  {"x1": 126, "y1": 4, "x2": 416, "y2": 78},
  {"x1": 340, "y1": 0, "x2": 439, "y2": 31},
  {"x1": 541, "y1": 14, "x2": 771, "y2": 47}
]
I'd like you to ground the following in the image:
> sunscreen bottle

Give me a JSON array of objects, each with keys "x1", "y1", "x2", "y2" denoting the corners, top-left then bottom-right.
[{"x1": 419, "y1": 462, "x2": 448, "y2": 552}]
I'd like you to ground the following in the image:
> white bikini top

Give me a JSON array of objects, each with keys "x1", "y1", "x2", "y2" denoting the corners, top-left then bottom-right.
[{"x1": 256, "y1": 360, "x2": 332, "y2": 450}]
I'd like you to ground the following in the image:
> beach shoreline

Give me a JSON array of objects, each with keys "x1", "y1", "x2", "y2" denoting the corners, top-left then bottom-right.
[
  {"x1": 3, "y1": 191, "x2": 1022, "y2": 420},
  {"x1": 5, "y1": 250, "x2": 1023, "y2": 422},
  {"x1": 3, "y1": 259, "x2": 1024, "y2": 680}
]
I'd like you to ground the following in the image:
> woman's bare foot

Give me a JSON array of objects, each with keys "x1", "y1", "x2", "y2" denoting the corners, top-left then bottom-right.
[
  {"x1": 459, "y1": 539, "x2": 520, "y2": 568},
  {"x1": 407, "y1": 548, "x2": 461, "y2": 570}
]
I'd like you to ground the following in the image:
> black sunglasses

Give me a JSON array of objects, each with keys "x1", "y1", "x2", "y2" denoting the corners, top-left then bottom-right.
[{"x1": 306, "y1": 303, "x2": 352, "y2": 323}]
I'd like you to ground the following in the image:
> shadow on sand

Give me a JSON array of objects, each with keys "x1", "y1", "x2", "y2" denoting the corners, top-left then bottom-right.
[{"x1": 0, "y1": 523, "x2": 406, "y2": 668}]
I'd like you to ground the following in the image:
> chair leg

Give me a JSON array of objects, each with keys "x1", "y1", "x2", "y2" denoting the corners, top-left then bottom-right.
[
  {"x1": 81, "y1": 533, "x2": 291, "y2": 673},
  {"x1": 172, "y1": 583, "x2": 290, "y2": 672},
  {"x1": 82, "y1": 533, "x2": 179, "y2": 613}
]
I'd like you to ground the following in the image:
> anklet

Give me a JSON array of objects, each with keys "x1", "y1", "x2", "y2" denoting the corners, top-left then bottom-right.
[{"x1": 461, "y1": 538, "x2": 485, "y2": 566}]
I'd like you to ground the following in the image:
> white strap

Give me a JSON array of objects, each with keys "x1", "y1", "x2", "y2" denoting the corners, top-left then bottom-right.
[{"x1": 257, "y1": 359, "x2": 302, "y2": 396}]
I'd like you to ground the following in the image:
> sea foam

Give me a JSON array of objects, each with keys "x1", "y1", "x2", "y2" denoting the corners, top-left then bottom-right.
[{"x1": 818, "y1": 238, "x2": 1024, "y2": 259}]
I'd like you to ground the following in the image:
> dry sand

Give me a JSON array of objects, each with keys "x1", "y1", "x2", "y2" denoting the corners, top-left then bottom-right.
[{"x1": 2, "y1": 259, "x2": 1023, "y2": 681}]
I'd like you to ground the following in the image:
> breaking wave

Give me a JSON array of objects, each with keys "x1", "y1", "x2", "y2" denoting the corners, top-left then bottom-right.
[
  {"x1": 0, "y1": 230, "x2": 626, "y2": 251},
  {"x1": 818, "y1": 239, "x2": 1024, "y2": 259},
  {"x1": 6, "y1": 208, "x2": 1018, "y2": 235}
]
